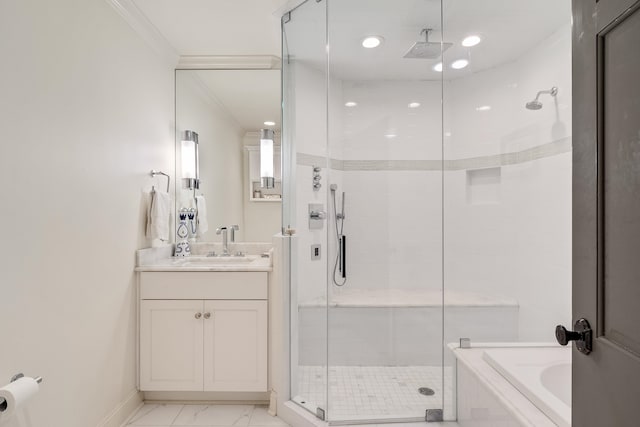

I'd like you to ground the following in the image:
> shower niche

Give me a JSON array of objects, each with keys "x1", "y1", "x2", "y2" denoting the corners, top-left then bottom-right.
[{"x1": 247, "y1": 146, "x2": 282, "y2": 201}]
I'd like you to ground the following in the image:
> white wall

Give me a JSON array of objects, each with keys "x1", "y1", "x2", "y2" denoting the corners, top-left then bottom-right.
[
  {"x1": 0, "y1": 1, "x2": 174, "y2": 426},
  {"x1": 444, "y1": 24, "x2": 572, "y2": 342},
  {"x1": 339, "y1": 80, "x2": 444, "y2": 293},
  {"x1": 175, "y1": 72, "x2": 245, "y2": 241}
]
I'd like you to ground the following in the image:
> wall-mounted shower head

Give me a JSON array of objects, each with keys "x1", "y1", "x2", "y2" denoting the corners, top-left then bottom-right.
[{"x1": 526, "y1": 86, "x2": 558, "y2": 110}]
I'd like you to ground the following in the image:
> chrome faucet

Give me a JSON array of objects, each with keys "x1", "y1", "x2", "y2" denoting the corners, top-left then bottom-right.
[
  {"x1": 216, "y1": 227, "x2": 230, "y2": 256},
  {"x1": 229, "y1": 225, "x2": 239, "y2": 242}
]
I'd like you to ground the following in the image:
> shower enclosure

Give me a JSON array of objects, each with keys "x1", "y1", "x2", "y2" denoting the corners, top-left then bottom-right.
[{"x1": 281, "y1": 0, "x2": 572, "y2": 424}]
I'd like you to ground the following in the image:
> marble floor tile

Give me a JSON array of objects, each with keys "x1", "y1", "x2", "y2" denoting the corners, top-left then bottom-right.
[
  {"x1": 249, "y1": 406, "x2": 290, "y2": 426},
  {"x1": 172, "y1": 404, "x2": 254, "y2": 426},
  {"x1": 126, "y1": 404, "x2": 183, "y2": 426}
]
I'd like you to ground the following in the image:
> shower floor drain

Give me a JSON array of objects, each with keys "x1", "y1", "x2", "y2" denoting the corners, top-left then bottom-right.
[{"x1": 418, "y1": 387, "x2": 435, "y2": 396}]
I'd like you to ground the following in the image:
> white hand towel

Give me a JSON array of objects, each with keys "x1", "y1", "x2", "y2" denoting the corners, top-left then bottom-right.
[
  {"x1": 148, "y1": 191, "x2": 171, "y2": 242},
  {"x1": 195, "y1": 195, "x2": 208, "y2": 235}
]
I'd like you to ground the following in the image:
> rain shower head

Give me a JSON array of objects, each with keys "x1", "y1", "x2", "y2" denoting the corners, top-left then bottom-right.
[
  {"x1": 526, "y1": 86, "x2": 558, "y2": 110},
  {"x1": 404, "y1": 29, "x2": 452, "y2": 59}
]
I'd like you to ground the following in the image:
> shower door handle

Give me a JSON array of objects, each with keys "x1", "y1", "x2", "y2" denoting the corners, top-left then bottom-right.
[{"x1": 555, "y1": 318, "x2": 592, "y2": 355}]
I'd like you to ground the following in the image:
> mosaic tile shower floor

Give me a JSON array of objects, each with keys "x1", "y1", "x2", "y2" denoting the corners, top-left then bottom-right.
[{"x1": 294, "y1": 365, "x2": 453, "y2": 421}]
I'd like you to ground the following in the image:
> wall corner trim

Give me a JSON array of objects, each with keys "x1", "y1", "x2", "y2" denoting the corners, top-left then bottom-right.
[{"x1": 104, "y1": 0, "x2": 180, "y2": 67}]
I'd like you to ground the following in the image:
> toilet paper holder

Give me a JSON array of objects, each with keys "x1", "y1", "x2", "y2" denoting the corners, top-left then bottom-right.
[{"x1": 0, "y1": 373, "x2": 43, "y2": 411}]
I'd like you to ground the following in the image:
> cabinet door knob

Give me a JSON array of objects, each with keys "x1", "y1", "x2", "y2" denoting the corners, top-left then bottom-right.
[
  {"x1": 204, "y1": 312, "x2": 211, "y2": 319},
  {"x1": 195, "y1": 312, "x2": 202, "y2": 319}
]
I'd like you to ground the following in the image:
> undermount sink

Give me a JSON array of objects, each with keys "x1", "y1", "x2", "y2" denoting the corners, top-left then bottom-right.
[
  {"x1": 172, "y1": 255, "x2": 257, "y2": 265},
  {"x1": 189, "y1": 256, "x2": 253, "y2": 263}
]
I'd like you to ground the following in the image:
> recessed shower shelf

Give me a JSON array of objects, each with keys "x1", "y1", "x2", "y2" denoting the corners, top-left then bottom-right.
[{"x1": 250, "y1": 180, "x2": 282, "y2": 202}]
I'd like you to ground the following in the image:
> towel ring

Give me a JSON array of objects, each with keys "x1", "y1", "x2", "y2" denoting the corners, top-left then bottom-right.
[{"x1": 150, "y1": 170, "x2": 170, "y2": 193}]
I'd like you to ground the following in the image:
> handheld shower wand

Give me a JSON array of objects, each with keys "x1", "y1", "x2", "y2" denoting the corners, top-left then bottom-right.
[{"x1": 330, "y1": 184, "x2": 346, "y2": 286}]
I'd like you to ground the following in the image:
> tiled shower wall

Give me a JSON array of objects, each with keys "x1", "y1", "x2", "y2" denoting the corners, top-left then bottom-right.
[
  {"x1": 444, "y1": 24, "x2": 572, "y2": 342},
  {"x1": 292, "y1": 22, "x2": 571, "y2": 343}
]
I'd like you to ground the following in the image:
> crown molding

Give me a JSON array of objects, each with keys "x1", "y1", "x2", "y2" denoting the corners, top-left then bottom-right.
[
  {"x1": 177, "y1": 55, "x2": 282, "y2": 70},
  {"x1": 105, "y1": 0, "x2": 180, "y2": 67}
]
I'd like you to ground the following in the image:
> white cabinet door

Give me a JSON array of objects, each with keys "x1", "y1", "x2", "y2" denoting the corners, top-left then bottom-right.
[
  {"x1": 203, "y1": 300, "x2": 268, "y2": 392},
  {"x1": 140, "y1": 300, "x2": 204, "y2": 391}
]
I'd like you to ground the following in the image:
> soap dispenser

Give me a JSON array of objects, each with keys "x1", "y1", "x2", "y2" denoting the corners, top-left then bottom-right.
[
  {"x1": 175, "y1": 208, "x2": 191, "y2": 257},
  {"x1": 188, "y1": 207, "x2": 197, "y2": 241}
]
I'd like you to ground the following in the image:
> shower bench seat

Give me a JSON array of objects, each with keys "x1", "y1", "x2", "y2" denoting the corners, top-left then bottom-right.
[{"x1": 297, "y1": 289, "x2": 519, "y2": 366}]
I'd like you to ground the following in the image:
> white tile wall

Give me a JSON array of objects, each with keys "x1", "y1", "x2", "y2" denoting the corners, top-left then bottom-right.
[
  {"x1": 287, "y1": 11, "x2": 571, "y2": 424},
  {"x1": 292, "y1": 22, "x2": 571, "y2": 344}
]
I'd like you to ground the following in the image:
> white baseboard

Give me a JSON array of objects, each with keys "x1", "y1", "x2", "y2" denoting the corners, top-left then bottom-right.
[{"x1": 96, "y1": 389, "x2": 143, "y2": 427}]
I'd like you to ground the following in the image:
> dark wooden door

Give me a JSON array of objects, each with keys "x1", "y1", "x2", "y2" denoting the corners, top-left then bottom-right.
[{"x1": 573, "y1": 0, "x2": 640, "y2": 425}]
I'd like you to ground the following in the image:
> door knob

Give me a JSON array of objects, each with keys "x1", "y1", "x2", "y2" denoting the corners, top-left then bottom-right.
[
  {"x1": 555, "y1": 318, "x2": 592, "y2": 355},
  {"x1": 195, "y1": 312, "x2": 202, "y2": 319},
  {"x1": 204, "y1": 312, "x2": 211, "y2": 319}
]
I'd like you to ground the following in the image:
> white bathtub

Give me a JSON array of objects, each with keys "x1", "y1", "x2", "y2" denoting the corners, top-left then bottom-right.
[
  {"x1": 453, "y1": 344, "x2": 571, "y2": 426},
  {"x1": 483, "y1": 347, "x2": 571, "y2": 427}
]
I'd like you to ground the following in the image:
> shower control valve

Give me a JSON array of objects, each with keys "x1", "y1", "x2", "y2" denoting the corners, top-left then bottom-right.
[
  {"x1": 310, "y1": 210, "x2": 326, "y2": 219},
  {"x1": 308, "y1": 203, "x2": 326, "y2": 230},
  {"x1": 312, "y1": 166, "x2": 322, "y2": 191}
]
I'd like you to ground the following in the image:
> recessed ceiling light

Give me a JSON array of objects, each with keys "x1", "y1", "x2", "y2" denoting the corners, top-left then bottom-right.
[
  {"x1": 462, "y1": 35, "x2": 481, "y2": 47},
  {"x1": 408, "y1": 102, "x2": 421, "y2": 108},
  {"x1": 362, "y1": 36, "x2": 383, "y2": 49},
  {"x1": 384, "y1": 133, "x2": 397, "y2": 139},
  {"x1": 345, "y1": 101, "x2": 358, "y2": 107},
  {"x1": 433, "y1": 62, "x2": 443, "y2": 72},
  {"x1": 263, "y1": 121, "x2": 276, "y2": 126},
  {"x1": 475, "y1": 105, "x2": 491, "y2": 111},
  {"x1": 451, "y1": 59, "x2": 469, "y2": 69}
]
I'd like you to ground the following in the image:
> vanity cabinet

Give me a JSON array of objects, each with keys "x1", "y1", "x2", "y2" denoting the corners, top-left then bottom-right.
[{"x1": 139, "y1": 272, "x2": 268, "y2": 392}]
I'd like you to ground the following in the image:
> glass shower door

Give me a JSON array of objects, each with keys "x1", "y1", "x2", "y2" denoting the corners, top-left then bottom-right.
[
  {"x1": 283, "y1": 0, "x2": 446, "y2": 423},
  {"x1": 325, "y1": 0, "x2": 444, "y2": 422},
  {"x1": 282, "y1": 0, "x2": 329, "y2": 419}
]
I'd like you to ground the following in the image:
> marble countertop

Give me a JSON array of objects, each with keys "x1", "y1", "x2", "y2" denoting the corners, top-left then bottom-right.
[{"x1": 136, "y1": 244, "x2": 273, "y2": 272}]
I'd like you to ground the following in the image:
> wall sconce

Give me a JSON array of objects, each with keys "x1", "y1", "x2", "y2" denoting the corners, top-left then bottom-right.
[
  {"x1": 181, "y1": 130, "x2": 200, "y2": 190},
  {"x1": 260, "y1": 128, "x2": 275, "y2": 189}
]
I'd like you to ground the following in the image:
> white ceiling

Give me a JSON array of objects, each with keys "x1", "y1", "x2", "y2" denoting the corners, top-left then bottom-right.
[
  {"x1": 284, "y1": 0, "x2": 571, "y2": 80},
  {"x1": 134, "y1": 0, "x2": 570, "y2": 81},
  {"x1": 191, "y1": 69, "x2": 281, "y2": 131},
  {"x1": 133, "y1": 0, "x2": 290, "y2": 56},
  {"x1": 133, "y1": 0, "x2": 569, "y2": 127}
]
